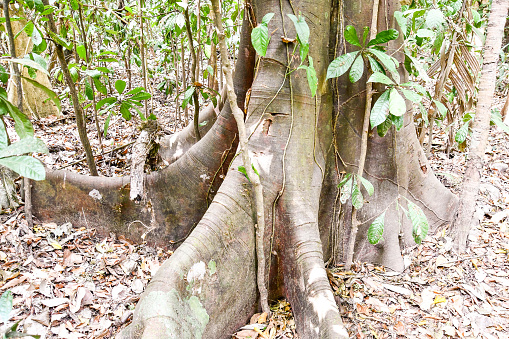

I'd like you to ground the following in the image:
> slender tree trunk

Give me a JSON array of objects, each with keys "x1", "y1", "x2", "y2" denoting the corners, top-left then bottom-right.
[
  {"x1": 453, "y1": 0, "x2": 509, "y2": 251},
  {"x1": 42, "y1": 0, "x2": 98, "y2": 176}
]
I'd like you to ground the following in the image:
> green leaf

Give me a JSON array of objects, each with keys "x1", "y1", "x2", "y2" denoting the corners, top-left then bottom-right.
[
  {"x1": 419, "y1": 102, "x2": 429, "y2": 125},
  {"x1": 93, "y1": 77, "x2": 107, "y2": 95},
  {"x1": 31, "y1": 27, "x2": 43, "y2": 46},
  {"x1": 339, "y1": 176, "x2": 353, "y2": 204},
  {"x1": 351, "y1": 179, "x2": 364, "y2": 210},
  {"x1": 377, "y1": 116, "x2": 392, "y2": 137},
  {"x1": 69, "y1": 0, "x2": 79, "y2": 11},
  {"x1": 455, "y1": 122, "x2": 469, "y2": 143},
  {"x1": 69, "y1": 67, "x2": 79, "y2": 83},
  {"x1": 338, "y1": 173, "x2": 352, "y2": 188},
  {"x1": 33, "y1": 0, "x2": 44, "y2": 12},
  {"x1": 407, "y1": 201, "x2": 428, "y2": 244},
  {"x1": 327, "y1": 51, "x2": 359, "y2": 79},
  {"x1": 131, "y1": 91, "x2": 151, "y2": 101},
  {"x1": 400, "y1": 88, "x2": 421, "y2": 103},
  {"x1": 0, "y1": 65, "x2": 8, "y2": 84},
  {"x1": 425, "y1": 9, "x2": 445, "y2": 29},
  {"x1": 0, "y1": 137, "x2": 48, "y2": 158},
  {"x1": 368, "y1": 212, "x2": 385, "y2": 245},
  {"x1": 394, "y1": 11, "x2": 408, "y2": 37},
  {"x1": 405, "y1": 54, "x2": 431, "y2": 84},
  {"x1": 491, "y1": 110, "x2": 509, "y2": 134},
  {"x1": 76, "y1": 45, "x2": 86, "y2": 60},
  {"x1": 251, "y1": 24, "x2": 270, "y2": 57},
  {"x1": 362, "y1": 27, "x2": 370, "y2": 45},
  {"x1": 261, "y1": 13, "x2": 274, "y2": 25},
  {"x1": 344, "y1": 25, "x2": 361, "y2": 47},
  {"x1": 0, "y1": 156, "x2": 45, "y2": 180},
  {"x1": 96, "y1": 97, "x2": 116, "y2": 111},
  {"x1": 2, "y1": 99, "x2": 34, "y2": 139},
  {"x1": 103, "y1": 111, "x2": 113, "y2": 137},
  {"x1": 306, "y1": 57, "x2": 318, "y2": 97},
  {"x1": 181, "y1": 86, "x2": 194, "y2": 109},
  {"x1": 349, "y1": 55, "x2": 364, "y2": 83},
  {"x1": 367, "y1": 72, "x2": 394, "y2": 85},
  {"x1": 390, "y1": 114, "x2": 403, "y2": 131},
  {"x1": 287, "y1": 14, "x2": 310, "y2": 45},
  {"x1": 115, "y1": 80, "x2": 127, "y2": 95},
  {"x1": 367, "y1": 29, "x2": 399, "y2": 46},
  {"x1": 389, "y1": 89, "x2": 406, "y2": 116},
  {"x1": 47, "y1": 30, "x2": 72, "y2": 50},
  {"x1": 237, "y1": 165, "x2": 249, "y2": 181},
  {"x1": 432, "y1": 31, "x2": 445, "y2": 55},
  {"x1": 120, "y1": 102, "x2": 132, "y2": 120},
  {"x1": 367, "y1": 48, "x2": 400, "y2": 83},
  {"x1": 0, "y1": 290, "x2": 13, "y2": 323},
  {"x1": 433, "y1": 100, "x2": 447, "y2": 117},
  {"x1": 416, "y1": 29, "x2": 434, "y2": 38},
  {"x1": 358, "y1": 175, "x2": 374, "y2": 196},
  {"x1": 370, "y1": 90, "x2": 390, "y2": 128},
  {"x1": 20, "y1": 75, "x2": 61, "y2": 112},
  {"x1": 299, "y1": 43, "x2": 309, "y2": 63},
  {"x1": 0, "y1": 122, "x2": 8, "y2": 150},
  {"x1": 85, "y1": 78, "x2": 93, "y2": 100},
  {"x1": 208, "y1": 260, "x2": 216, "y2": 275},
  {"x1": 367, "y1": 56, "x2": 385, "y2": 74},
  {"x1": 6, "y1": 58, "x2": 48, "y2": 75}
]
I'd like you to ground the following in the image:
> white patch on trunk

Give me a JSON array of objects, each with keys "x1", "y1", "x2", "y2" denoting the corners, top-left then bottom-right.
[
  {"x1": 199, "y1": 174, "x2": 210, "y2": 181},
  {"x1": 88, "y1": 189, "x2": 102, "y2": 201}
]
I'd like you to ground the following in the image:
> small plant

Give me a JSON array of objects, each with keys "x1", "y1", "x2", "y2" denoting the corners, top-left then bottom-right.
[
  {"x1": 0, "y1": 290, "x2": 40, "y2": 338},
  {"x1": 95, "y1": 81, "x2": 153, "y2": 137}
]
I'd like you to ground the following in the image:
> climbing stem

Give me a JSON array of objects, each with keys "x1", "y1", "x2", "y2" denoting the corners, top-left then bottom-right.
[
  {"x1": 210, "y1": 0, "x2": 270, "y2": 316},
  {"x1": 344, "y1": 0, "x2": 380, "y2": 271}
]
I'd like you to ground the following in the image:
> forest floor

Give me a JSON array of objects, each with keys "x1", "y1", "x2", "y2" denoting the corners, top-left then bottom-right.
[{"x1": 0, "y1": 86, "x2": 508, "y2": 338}]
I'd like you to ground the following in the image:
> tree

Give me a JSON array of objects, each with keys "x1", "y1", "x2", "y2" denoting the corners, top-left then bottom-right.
[{"x1": 31, "y1": 0, "x2": 460, "y2": 337}]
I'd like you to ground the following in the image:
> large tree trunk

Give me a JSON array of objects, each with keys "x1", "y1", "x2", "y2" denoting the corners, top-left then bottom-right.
[
  {"x1": 32, "y1": 0, "x2": 459, "y2": 338},
  {"x1": 4, "y1": 6, "x2": 60, "y2": 119}
]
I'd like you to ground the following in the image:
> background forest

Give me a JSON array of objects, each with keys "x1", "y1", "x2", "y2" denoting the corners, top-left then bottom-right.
[{"x1": 0, "y1": 0, "x2": 507, "y2": 337}]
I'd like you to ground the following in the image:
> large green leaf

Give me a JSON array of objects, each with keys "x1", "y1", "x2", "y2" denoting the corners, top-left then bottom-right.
[
  {"x1": 416, "y1": 29, "x2": 434, "y2": 38},
  {"x1": 351, "y1": 179, "x2": 364, "y2": 210},
  {"x1": 0, "y1": 122, "x2": 8, "y2": 150},
  {"x1": 7, "y1": 58, "x2": 48, "y2": 75},
  {"x1": 426, "y1": 9, "x2": 445, "y2": 29},
  {"x1": 367, "y1": 29, "x2": 399, "y2": 46},
  {"x1": 367, "y1": 72, "x2": 394, "y2": 85},
  {"x1": 377, "y1": 116, "x2": 392, "y2": 137},
  {"x1": 85, "y1": 78, "x2": 93, "y2": 100},
  {"x1": 367, "y1": 55, "x2": 385, "y2": 74},
  {"x1": 455, "y1": 122, "x2": 469, "y2": 143},
  {"x1": 0, "y1": 65, "x2": 8, "y2": 84},
  {"x1": 20, "y1": 75, "x2": 61, "y2": 112},
  {"x1": 96, "y1": 97, "x2": 117, "y2": 111},
  {"x1": 0, "y1": 137, "x2": 48, "y2": 158},
  {"x1": 349, "y1": 55, "x2": 364, "y2": 83},
  {"x1": 0, "y1": 290, "x2": 13, "y2": 323},
  {"x1": 370, "y1": 89, "x2": 390, "y2": 128},
  {"x1": 69, "y1": 0, "x2": 79, "y2": 11},
  {"x1": 491, "y1": 110, "x2": 509, "y2": 134},
  {"x1": 407, "y1": 201, "x2": 428, "y2": 244},
  {"x1": 433, "y1": 100, "x2": 447, "y2": 117},
  {"x1": 368, "y1": 212, "x2": 385, "y2": 245},
  {"x1": 251, "y1": 24, "x2": 270, "y2": 57},
  {"x1": 394, "y1": 11, "x2": 408, "y2": 37},
  {"x1": 326, "y1": 51, "x2": 359, "y2": 79},
  {"x1": 390, "y1": 114, "x2": 403, "y2": 131},
  {"x1": 93, "y1": 77, "x2": 107, "y2": 96},
  {"x1": 358, "y1": 175, "x2": 374, "y2": 196},
  {"x1": 115, "y1": 80, "x2": 127, "y2": 95},
  {"x1": 130, "y1": 91, "x2": 151, "y2": 101},
  {"x1": 0, "y1": 156, "x2": 45, "y2": 180},
  {"x1": 367, "y1": 49, "x2": 400, "y2": 83},
  {"x1": 47, "y1": 30, "x2": 73, "y2": 50},
  {"x1": 344, "y1": 25, "x2": 361, "y2": 47},
  {"x1": 1, "y1": 98, "x2": 34, "y2": 139},
  {"x1": 120, "y1": 102, "x2": 132, "y2": 120},
  {"x1": 400, "y1": 88, "x2": 422, "y2": 103},
  {"x1": 306, "y1": 57, "x2": 318, "y2": 97},
  {"x1": 76, "y1": 45, "x2": 86, "y2": 60},
  {"x1": 287, "y1": 14, "x2": 310, "y2": 45},
  {"x1": 389, "y1": 88, "x2": 406, "y2": 116},
  {"x1": 261, "y1": 13, "x2": 274, "y2": 25}
]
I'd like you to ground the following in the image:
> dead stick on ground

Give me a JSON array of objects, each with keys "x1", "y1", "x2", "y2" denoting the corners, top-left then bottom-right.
[
  {"x1": 58, "y1": 141, "x2": 135, "y2": 170},
  {"x1": 210, "y1": 0, "x2": 270, "y2": 316},
  {"x1": 344, "y1": 0, "x2": 380, "y2": 271}
]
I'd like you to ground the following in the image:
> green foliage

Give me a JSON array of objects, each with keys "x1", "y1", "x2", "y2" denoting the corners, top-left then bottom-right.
[
  {"x1": 251, "y1": 13, "x2": 274, "y2": 57},
  {"x1": 407, "y1": 201, "x2": 428, "y2": 244},
  {"x1": 368, "y1": 213, "x2": 385, "y2": 245},
  {"x1": 338, "y1": 174, "x2": 374, "y2": 210},
  {"x1": 0, "y1": 290, "x2": 40, "y2": 338}
]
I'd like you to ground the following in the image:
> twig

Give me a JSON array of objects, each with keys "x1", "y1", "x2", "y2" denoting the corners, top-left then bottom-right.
[{"x1": 57, "y1": 141, "x2": 134, "y2": 170}]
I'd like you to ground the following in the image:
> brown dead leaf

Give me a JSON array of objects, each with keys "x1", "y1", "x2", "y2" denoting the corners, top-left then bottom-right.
[
  {"x1": 258, "y1": 312, "x2": 267, "y2": 324},
  {"x1": 63, "y1": 249, "x2": 83, "y2": 266},
  {"x1": 394, "y1": 321, "x2": 406, "y2": 335},
  {"x1": 233, "y1": 329, "x2": 259, "y2": 338}
]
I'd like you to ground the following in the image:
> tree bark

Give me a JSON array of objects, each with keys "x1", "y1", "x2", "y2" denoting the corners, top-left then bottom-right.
[
  {"x1": 33, "y1": 0, "x2": 460, "y2": 338},
  {"x1": 452, "y1": 0, "x2": 509, "y2": 251}
]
